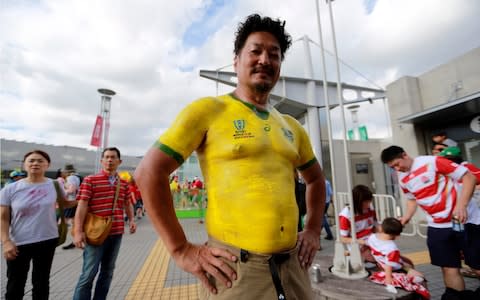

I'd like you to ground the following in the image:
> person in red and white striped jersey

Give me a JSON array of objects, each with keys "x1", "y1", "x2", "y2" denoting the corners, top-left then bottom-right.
[
  {"x1": 339, "y1": 184, "x2": 378, "y2": 262},
  {"x1": 381, "y1": 145, "x2": 477, "y2": 296}
]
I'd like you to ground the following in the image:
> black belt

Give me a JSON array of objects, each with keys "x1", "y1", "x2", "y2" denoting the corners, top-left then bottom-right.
[{"x1": 241, "y1": 249, "x2": 289, "y2": 300}]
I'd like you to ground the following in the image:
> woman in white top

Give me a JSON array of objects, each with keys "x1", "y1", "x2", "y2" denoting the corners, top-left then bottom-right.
[{"x1": 0, "y1": 149, "x2": 72, "y2": 300}]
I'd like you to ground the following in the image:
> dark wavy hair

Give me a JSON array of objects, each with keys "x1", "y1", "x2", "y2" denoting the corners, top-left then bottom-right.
[{"x1": 234, "y1": 14, "x2": 292, "y2": 61}]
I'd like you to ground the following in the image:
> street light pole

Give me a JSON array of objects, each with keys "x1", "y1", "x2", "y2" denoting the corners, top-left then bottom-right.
[
  {"x1": 94, "y1": 88, "x2": 116, "y2": 173},
  {"x1": 319, "y1": 0, "x2": 368, "y2": 279}
]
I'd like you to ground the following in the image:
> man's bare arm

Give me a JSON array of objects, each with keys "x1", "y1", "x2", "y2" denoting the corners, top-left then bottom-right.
[
  {"x1": 400, "y1": 199, "x2": 417, "y2": 225},
  {"x1": 297, "y1": 162, "x2": 326, "y2": 268},
  {"x1": 135, "y1": 147, "x2": 237, "y2": 294},
  {"x1": 454, "y1": 171, "x2": 476, "y2": 223},
  {"x1": 73, "y1": 200, "x2": 88, "y2": 248}
]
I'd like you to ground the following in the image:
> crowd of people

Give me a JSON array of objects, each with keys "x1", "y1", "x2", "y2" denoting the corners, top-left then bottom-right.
[
  {"x1": 0, "y1": 145, "x2": 209, "y2": 300},
  {"x1": 1, "y1": 13, "x2": 478, "y2": 300},
  {"x1": 169, "y1": 175, "x2": 206, "y2": 209},
  {"x1": 1, "y1": 147, "x2": 137, "y2": 300}
]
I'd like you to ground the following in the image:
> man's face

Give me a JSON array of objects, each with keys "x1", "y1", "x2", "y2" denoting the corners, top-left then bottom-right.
[
  {"x1": 101, "y1": 150, "x2": 121, "y2": 172},
  {"x1": 234, "y1": 31, "x2": 281, "y2": 94},
  {"x1": 387, "y1": 153, "x2": 411, "y2": 172}
]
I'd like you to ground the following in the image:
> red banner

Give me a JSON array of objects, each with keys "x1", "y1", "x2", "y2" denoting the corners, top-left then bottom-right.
[{"x1": 90, "y1": 115, "x2": 103, "y2": 147}]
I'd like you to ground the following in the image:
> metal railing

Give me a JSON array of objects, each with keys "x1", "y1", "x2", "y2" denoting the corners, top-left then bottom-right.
[{"x1": 336, "y1": 192, "x2": 426, "y2": 238}]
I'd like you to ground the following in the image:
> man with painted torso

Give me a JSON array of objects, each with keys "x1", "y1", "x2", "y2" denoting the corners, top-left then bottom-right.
[{"x1": 135, "y1": 14, "x2": 326, "y2": 300}]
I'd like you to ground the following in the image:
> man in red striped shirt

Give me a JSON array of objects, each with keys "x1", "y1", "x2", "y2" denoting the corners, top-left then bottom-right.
[
  {"x1": 381, "y1": 145, "x2": 476, "y2": 296},
  {"x1": 73, "y1": 147, "x2": 136, "y2": 300}
]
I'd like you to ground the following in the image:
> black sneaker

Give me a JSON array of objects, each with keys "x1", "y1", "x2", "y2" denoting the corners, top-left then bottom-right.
[
  {"x1": 324, "y1": 235, "x2": 334, "y2": 240},
  {"x1": 62, "y1": 243, "x2": 75, "y2": 250}
]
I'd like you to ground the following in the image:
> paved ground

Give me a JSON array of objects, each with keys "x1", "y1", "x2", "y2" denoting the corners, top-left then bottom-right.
[{"x1": 1, "y1": 216, "x2": 479, "y2": 299}]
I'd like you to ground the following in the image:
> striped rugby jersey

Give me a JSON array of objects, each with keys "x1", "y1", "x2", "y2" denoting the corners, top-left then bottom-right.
[
  {"x1": 77, "y1": 170, "x2": 130, "y2": 235},
  {"x1": 367, "y1": 234, "x2": 403, "y2": 270},
  {"x1": 339, "y1": 205, "x2": 377, "y2": 240},
  {"x1": 398, "y1": 156, "x2": 468, "y2": 228}
]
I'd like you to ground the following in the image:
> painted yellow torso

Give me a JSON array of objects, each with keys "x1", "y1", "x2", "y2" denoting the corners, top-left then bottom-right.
[{"x1": 157, "y1": 94, "x2": 316, "y2": 253}]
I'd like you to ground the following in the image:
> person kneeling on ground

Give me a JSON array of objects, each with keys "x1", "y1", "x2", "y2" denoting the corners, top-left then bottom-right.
[
  {"x1": 368, "y1": 217, "x2": 429, "y2": 298},
  {"x1": 338, "y1": 184, "x2": 378, "y2": 264},
  {"x1": 368, "y1": 218, "x2": 425, "y2": 284}
]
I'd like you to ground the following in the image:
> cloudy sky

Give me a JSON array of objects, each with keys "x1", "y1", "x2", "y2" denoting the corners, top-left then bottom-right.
[{"x1": 1, "y1": 0, "x2": 479, "y2": 157}]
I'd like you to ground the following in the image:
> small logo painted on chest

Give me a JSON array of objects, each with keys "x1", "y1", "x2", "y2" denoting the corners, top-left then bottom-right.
[
  {"x1": 234, "y1": 119, "x2": 245, "y2": 130},
  {"x1": 233, "y1": 119, "x2": 254, "y2": 139},
  {"x1": 281, "y1": 128, "x2": 294, "y2": 142}
]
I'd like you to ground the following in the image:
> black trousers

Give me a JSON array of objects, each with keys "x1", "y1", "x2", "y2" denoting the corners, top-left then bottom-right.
[{"x1": 5, "y1": 238, "x2": 57, "y2": 300}]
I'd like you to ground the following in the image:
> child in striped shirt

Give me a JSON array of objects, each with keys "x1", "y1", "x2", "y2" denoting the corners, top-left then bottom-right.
[{"x1": 368, "y1": 217, "x2": 425, "y2": 291}]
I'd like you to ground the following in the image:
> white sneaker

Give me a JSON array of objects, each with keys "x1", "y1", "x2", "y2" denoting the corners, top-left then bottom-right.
[{"x1": 385, "y1": 284, "x2": 397, "y2": 294}]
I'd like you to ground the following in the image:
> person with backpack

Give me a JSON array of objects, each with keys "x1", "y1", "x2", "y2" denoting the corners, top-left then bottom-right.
[
  {"x1": 61, "y1": 164, "x2": 81, "y2": 250},
  {"x1": 0, "y1": 150, "x2": 74, "y2": 299}
]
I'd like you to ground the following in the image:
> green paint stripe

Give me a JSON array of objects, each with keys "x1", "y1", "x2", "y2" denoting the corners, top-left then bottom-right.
[
  {"x1": 297, "y1": 157, "x2": 317, "y2": 171},
  {"x1": 154, "y1": 141, "x2": 184, "y2": 165},
  {"x1": 230, "y1": 93, "x2": 270, "y2": 120},
  {"x1": 175, "y1": 209, "x2": 206, "y2": 219}
]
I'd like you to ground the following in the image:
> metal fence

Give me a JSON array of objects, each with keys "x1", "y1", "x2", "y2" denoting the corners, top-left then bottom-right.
[{"x1": 336, "y1": 192, "x2": 427, "y2": 238}]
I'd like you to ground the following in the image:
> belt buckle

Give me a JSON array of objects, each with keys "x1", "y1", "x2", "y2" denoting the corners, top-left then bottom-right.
[{"x1": 240, "y1": 249, "x2": 249, "y2": 263}]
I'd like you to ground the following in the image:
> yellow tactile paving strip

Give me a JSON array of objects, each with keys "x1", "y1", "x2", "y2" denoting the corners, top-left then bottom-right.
[
  {"x1": 125, "y1": 239, "x2": 199, "y2": 300},
  {"x1": 126, "y1": 239, "x2": 431, "y2": 300},
  {"x1": 405, "y1": 250, "x2": 430, "y2": 266}
]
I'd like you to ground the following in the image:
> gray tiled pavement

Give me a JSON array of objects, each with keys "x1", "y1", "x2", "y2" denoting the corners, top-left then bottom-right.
[
  {"x1": 1, "y1": 217, "x2": 160, "y2": 300},
  {"x1": 1, "y1": 217, "x2": 479, "y2": 299}
]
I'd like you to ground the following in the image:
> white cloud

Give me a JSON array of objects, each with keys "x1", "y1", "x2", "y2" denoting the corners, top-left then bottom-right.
[{"x1": 1, "y1": 0, "x2": 479, "y2": 157}]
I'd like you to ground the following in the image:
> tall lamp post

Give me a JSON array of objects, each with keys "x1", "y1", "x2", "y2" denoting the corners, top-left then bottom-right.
[
  {"x1": 316, "y1": 0, "x2": 368, "y2": 279},
  {"x1": 94, "y1": 88, "x2": 116, "y2": 173}
]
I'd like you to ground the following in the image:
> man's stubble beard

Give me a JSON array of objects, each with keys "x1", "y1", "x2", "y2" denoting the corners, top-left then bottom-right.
[{"x1": 254, "y1": 82, "x2": 273, "y2": 94}]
